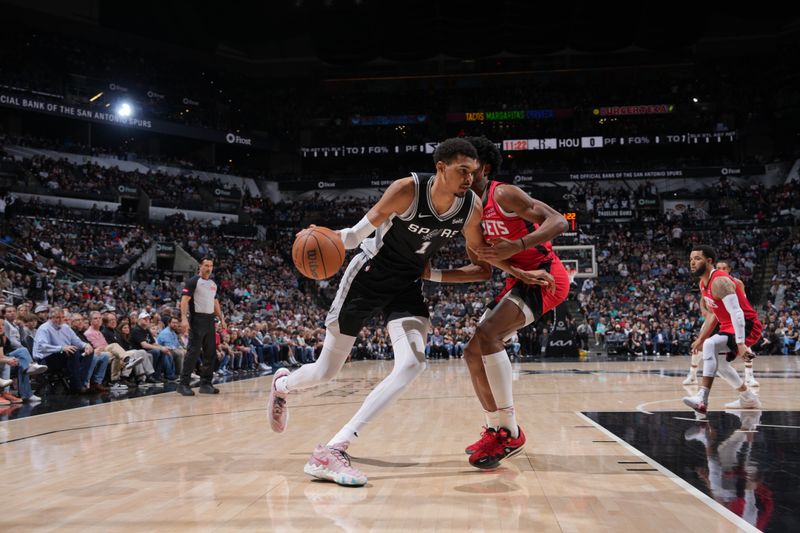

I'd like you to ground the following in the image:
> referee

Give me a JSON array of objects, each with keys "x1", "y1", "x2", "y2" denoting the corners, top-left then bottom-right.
[{"x1": 177, "y1": 257, "x2": 227, "y2": 396}]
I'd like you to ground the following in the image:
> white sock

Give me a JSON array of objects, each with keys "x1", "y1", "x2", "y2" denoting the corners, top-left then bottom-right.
[
  {"x1": 482, "y1": 350, "x2": 518, "y2": 438},
  {"x1": 274, "y1": 375, "x2": 290, "y2": 394},
  {"x1": 745, "y1": 364, "x2": 754, "y2": 380},
  {"x1": 698, "y1": 386, "x2": 710, "y2": 403},
  {"x1": 497, "y1": 407, "x2": 518, "y2": 438},
  {"x1": 484, "y1": 409, "x2": 500, "y2": 429},
  {"x1": 328, "y1": 424, "x2": 359, "y2": 446},
  {"x1": 689, "y1": 365, "x2": 697, "y2": 377}
]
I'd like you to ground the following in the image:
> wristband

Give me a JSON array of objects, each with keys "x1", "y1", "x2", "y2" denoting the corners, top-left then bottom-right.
[{"x1": 339, "y1": 215, "x2": 377, "y2": 250}]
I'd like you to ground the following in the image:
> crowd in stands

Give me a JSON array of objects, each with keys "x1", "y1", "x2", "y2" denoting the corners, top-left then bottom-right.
[
  {"x1": 5, "y1": 149, "x2": 242, "y2": 211},
  {"x1": 764, "y1": 234, "x2": 800, "y2": 355},
  {"x1": 4, "y1": 196, "x2": 134, "y2": 224},
  {"x1": 12, "y1": 216, "x2": 148, "y2": 272},
  {"x1": 4, "y1": 131, "x2": 275, "y2": 181}
]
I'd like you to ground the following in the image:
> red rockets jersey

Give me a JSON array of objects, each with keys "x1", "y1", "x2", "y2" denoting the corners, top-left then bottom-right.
[
  {"x1": 700, "y1": 269, "x2": 758, "y2": 335},
  {"x1": 482, "y1": 180, "x2": 554, "y2": 270},
  {"x1": 482, "y1": 180, "x2": 556, "y2": 296}
]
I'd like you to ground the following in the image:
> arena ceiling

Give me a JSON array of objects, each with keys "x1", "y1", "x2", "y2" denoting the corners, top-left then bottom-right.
[{"x1": 6, "y1": 1, "x2": 800, "y2": 71}]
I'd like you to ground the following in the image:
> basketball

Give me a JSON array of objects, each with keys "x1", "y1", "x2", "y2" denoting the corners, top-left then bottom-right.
[{"x1": 292, "y1": 226, "x2": 345, "y2": 280}]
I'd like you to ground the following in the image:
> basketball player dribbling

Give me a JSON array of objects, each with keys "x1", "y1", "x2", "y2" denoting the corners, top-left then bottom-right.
[
  {"x1": 684, "y1": 260, "x2": 759, "y2": 388},
  {"x1": 267, "y1": 138, "x2": 492, "y2": 487},
  {"x1": 423, "y1": 136, "x2": 570, "y2": 469},
  {"x1": 682, "y1": 246, "x2": 762, "y2": 414}
]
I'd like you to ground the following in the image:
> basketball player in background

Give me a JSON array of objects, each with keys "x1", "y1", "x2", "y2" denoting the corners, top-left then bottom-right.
[
  {"x1": 267, "y1": 138, "x2": 537, "y2": 487},
  {"x1": 423, "y1": 136, "x2": 570, "y2": 469},
  {"x1": 684, "y1": 261, "x2": 759, "y2": 388},
  {"x1": 682, "y1": 246, "x2": 762, "y2": 414}
]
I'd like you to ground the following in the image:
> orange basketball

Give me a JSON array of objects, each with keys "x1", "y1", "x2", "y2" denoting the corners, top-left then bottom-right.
[{"x1": 292, "y1": 226, "x2": 346, "y2": 280}]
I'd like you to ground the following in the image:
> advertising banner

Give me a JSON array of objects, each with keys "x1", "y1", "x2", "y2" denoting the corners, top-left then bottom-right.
[{"x1": 0, "y1": 91, "x2": 265, "y2": 148}]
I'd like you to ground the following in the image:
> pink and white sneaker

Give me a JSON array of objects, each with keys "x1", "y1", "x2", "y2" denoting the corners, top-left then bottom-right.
[
  {"x1": 267, "y1": 367, "x2": 290, "y2": 433},
  {"x1": 304, "y1": 442, "x2": 368, "y2": 487},
  {"x1": 682, "y1": 394, "x2": 708, "y2": 414}
]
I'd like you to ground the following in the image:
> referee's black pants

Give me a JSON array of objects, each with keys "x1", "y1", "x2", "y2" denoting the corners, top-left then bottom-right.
[{"x1": 182, "y1": 314, "x2": 216, "y2": 384}]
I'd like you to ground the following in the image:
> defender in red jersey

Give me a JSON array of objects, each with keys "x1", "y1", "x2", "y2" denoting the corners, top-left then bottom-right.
[
  {"x1": 480, "y1": 179, "x2": 570, "y2": 318},
  {"x1": 716, "y1": 261, "x2": 760, "y2": 387},
  {"x1": 684, "y1": 260, "x2": 760, "y2": 387},
  {"x1": 423, "y1": 136, "x2": 569, "y2": 469},
  {"x1": 682, "y1": 246, "x2": 762, "y2": 414}
]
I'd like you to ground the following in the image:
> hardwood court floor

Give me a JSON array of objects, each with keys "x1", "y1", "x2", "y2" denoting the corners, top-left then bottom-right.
[{"x1": 3, "y1": 356, "x2": 798, "y2": 532}]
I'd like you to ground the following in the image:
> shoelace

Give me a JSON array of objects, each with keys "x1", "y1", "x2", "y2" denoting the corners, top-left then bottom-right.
[
  {"x1": 475, "y1": 427, "x2": 496, "y2": 446},
  {"x1": 328, "y1": 446, "x2": 353, "y2": 467}
]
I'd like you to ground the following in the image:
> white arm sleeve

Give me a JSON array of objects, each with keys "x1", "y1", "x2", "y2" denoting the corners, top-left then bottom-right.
[
  {"x1": 722, "y1": 293, "x2": 746, "y2": 343},
  {"x1": 339, "y1": 215, "x2": 377, "y2": 250}
]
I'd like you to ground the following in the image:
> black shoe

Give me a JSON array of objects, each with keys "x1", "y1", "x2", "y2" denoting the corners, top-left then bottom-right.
[
  {"x1": 198, "y1": 383, "x2": 220, "y2": 394},
  {"x1": 176, "y1": 383, "x2": 195, "y2": 396}
]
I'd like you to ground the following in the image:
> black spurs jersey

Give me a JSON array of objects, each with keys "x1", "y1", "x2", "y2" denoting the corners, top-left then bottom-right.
[{"x1": 360, "y1": 172, "x2": 477, "y2": 279}]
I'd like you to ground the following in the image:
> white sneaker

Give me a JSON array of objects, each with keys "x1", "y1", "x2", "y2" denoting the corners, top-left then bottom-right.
[
  {"x1": 124, "y1": 355, "x2": 143, "y2": 370},
  {"x1": 27, "y1": 362, "x2": 49, "y2": 376},
  {"x1": 191, "y1": 372, "x2": 200, "y2": 380},
  {"x1": 259, "y1": 363, "x2": 270, "y2": 371},
  {"x1": 682, "y1": 374, "x2": 697, "y2": 385},
  {"x1": 25, "y1": 394, "x2": 41, "y2": 403},
  {"x1": 745, "y1": 376, "x2": 759, "y2": 388},
  {"x1": 0, "y1": 378, "x2": 12, "y2": 388},
  {"x1": 109, "y1": 382, "x2": 128, "y2": 392},
  {"x1": 724, "y1": 394, "x2": 762, "y2": 409},
  {"x1": 268, "y1": 367, "x2": 290, "y2": 433},
  {"x1": 682, "y1": 394, "x2": 708, "y2": 414}
]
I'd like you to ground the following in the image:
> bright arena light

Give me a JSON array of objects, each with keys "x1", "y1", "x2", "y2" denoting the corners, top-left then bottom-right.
[{"x1": 116, "y1": 102, "x2": 133, "y2": 117}]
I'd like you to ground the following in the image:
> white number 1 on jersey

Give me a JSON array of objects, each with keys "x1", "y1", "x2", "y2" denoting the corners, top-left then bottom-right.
[{"x1": 415, "y1": 241, "x2": 432, "y2": 254}]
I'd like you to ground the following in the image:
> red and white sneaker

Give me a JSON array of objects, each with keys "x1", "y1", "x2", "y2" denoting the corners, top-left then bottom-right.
[
  {"x1": 682, "y1": 394, "x2": 708, "y2": 414},
  {"x1": 465, "y1": 426, "x2": 497, "y2": 455},
  {"x1": 468, "y1": 426, "x2": 526, "y2": 470},
  {"x1": 267, "y1": 367, "x2": 290, "y2": 433},
  {"x1": 304, "y1": 442, "x2": 368, "y2": 487}
]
